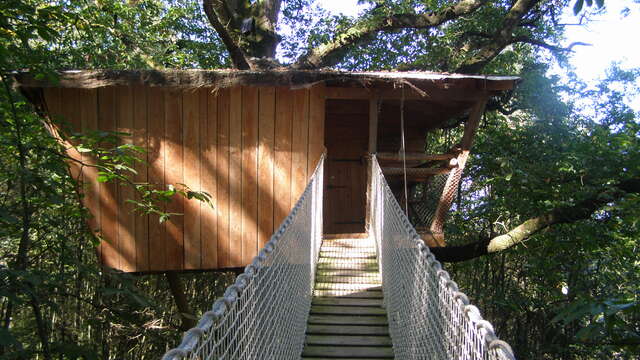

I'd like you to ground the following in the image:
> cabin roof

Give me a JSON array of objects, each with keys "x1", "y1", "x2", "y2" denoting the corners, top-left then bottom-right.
[{"x1": 15, "y1": 69, "x2": 519, "y2": 92}]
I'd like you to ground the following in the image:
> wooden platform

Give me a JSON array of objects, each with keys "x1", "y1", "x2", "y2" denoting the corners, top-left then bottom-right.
[{"x1": 302, "y1": 236, "x2": 394, "y2": 359}]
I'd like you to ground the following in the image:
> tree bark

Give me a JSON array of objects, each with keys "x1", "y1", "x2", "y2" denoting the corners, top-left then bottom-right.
[
  {"x1": 431, "y1": 177, "x2": 640, "y2": 262},
  {"x1": 293, "y1": 0, "x2": 488, "y2": 70},
  {"x1": 166, "y1": 272, "x2": 197, "y2": 331}
]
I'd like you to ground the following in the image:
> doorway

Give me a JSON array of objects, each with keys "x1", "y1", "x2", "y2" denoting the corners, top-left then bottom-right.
[{"x1": 323, "y1": 99, "x2": 369, "y2": 234}]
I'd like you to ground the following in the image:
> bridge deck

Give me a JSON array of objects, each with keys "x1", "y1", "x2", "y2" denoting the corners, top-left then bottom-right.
[{"x1": 302, "y1": 235, "x2": 394, "y2": 359}]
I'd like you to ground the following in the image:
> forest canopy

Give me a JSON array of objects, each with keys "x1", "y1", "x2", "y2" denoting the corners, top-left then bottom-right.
[{"x1": 0, "y1": 0, "x2": 639, "y2": 359}]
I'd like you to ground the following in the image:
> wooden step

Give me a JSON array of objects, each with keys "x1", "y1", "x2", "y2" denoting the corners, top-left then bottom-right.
[
  {"x1": 317, "y1": 263, "x2": 379, "y2": 271},
  {"x1": 323, "y1": 233, "x2": 369, "y2": 239},
  {"x1": 314, "y1": 290, "x2": 384, "y2": 298},
  {"x1": 317, "y1": 258, "x2": 377, "y2": 265},
  {"x1": 316, "y1": 269, "x2": 379, "y2": 277},
  {"x1": 308, "y1": 315, "x2": 388, "y2": 325},
  {"x1": 306, "y1": 324, "x2": 389, "y2": 335},
  {"x1": 311, "y1": 305, "x2": 387, "y2": 316},
  {"x1": 315, "y1": 276, "x2": 381, "y2": 284},
  {"x1": 305, "y1": 335, "x2": 392, "y2": 346},
  {"x1": 302, "y1": 345, "x2": 394, "y2": 358},
  {"x1": 320, "y1": 252, "x2": 376, "y2": 259},
  {"x1": 314, "y1": 283, "x2": 381, "y2": 291},
  {"x1": 302, "y1": 358, "x2": 393, "y2": 360},
  {"x1": 312, "y1": 297, "x2": 383, "y2": 307}
]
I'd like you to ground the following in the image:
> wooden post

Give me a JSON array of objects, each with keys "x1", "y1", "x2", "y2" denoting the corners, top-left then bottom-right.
[
  {"x1": 430, "y1": 98, "x2": 488, "y2": 235},
  {"x1": 368, "y1": 97, "x2": 379, "y2": 154}
]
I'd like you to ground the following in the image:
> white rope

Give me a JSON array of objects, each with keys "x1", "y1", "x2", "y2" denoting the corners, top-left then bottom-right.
[
  {"x1": 400, "y1": 86, "x2": 409, "y2": 216},
  {"x1": 161, "y1": 155, "x2": 325, "y2": 360},
  {"x1": 369, "y1": 156, "x2": 516, "y2": 360}
]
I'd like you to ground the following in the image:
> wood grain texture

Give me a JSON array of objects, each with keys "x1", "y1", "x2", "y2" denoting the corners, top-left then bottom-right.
[
  {"x1": 132, "y1": 86, "x2": 149, "y2": 272},
  {"x1": 164, "y1": 90, "x2": 184, "y2": 270},
  {"x1": 147, "y1": 87, "x2": 166, "y2": 271},
  {"x1": 229, "y1": 87, "x2": 243, "y2": 267},
  {"x1": 183, "y1": 90, "x2": 201, "y2": 269},
  {"x1": 291, "y1": 89, "x2": 309, "y2": 207},
  {"x1": 78, "y1": 89, "x2": 101, "y2": 255},
  {"x1": 308, "y1": 84, "x2": 325, "y2": 176},
  {"x1": 201, "y1": 89, "x2": 218, "y2": 269},
  {"x1": 115, "y1": 86, "x2": 136, "y2": 272},
  {"x1": 217, "y1": 88, "x2": 231, "y2": 268},
  {"x1": 257, "y1": 87, "x2": 275, "y2": 249},
  {"x1": 97, "y1": 87, "x2": 120, "y2": 269},
  {"x1": 241, "y1": 87, "x2": 259, "y2": 264},
  {"x1": 274, "y1": 87, "x2": 293, "y2": 228}
]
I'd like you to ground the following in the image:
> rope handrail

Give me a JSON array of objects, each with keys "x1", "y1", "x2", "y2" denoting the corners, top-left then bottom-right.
[
  {"x1": 369, "y1": 155, "x2": 516, "y2": 360},
  {"x1": 161, "y1": 154, "x2": 325, "y2": 360}
]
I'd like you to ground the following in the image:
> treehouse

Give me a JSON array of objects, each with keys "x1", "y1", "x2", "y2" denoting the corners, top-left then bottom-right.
[{"x1": 17, "y1": 70, "x2": 517, "y2": 273}]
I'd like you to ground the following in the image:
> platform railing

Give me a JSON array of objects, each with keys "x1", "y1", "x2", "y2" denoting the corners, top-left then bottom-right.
[{"x1": 369, "y1": 155, "x2": 516, "y2": 360}]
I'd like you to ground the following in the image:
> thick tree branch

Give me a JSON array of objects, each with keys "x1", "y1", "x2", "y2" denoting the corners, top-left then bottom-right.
[
  {"x1": 455, "y1": 0, "x2": 540, "y2": 74},
  {"x1": 202, "y1": 0, "x2": 252, "y2": 69},
  {"x1": 293, "y1": 0, "x2": 488, "y2": 69},
  {"x1": 431, "y1": 177, "x2": 640, "y2": 262}
]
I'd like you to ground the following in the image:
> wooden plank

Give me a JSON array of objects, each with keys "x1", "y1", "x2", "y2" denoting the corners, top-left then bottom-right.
[
  {"x1": 305, "y1": 335, "x2": 392, "y2": 346},
  {"x1": 274, "y1": 87, "x2": 293, "y2": 227},
  {"x1": 164, "y1": 90, "x2": 184, "y2": 270},
  {"x1": 313, "y1": 290, "x2": 384, "y2": 298},
  {"x1": 377, "y1": 152, "x2": 456, "y2": 162},
  {"x1": 132, "y1": 85, "x2": 149, "y2": 272},
  {"x1": 307, "y1": 315, "x2": 388, "y2": 325},
  {"x1": 115, "y1": 86, "x2": 136, "y2": 272},
  {"x1": 97, "y1": 87, "x2": 120, "y2": 269},
  {"x1": 306, "y1": 324, "x2": 389, "y2": 335},
  {"x1": 324, "y1": 85, "x2": 487, "y2": 102},
  {"x1": 241, "y1": 87, "x2": 259, "y2": 264},
  {"x1": 60, "y1": 88, "x2": 83, "y2": 182},
  {"x1": 183, "y1": 90, "x2": 201, "y2": 269},
  {"x1": 382, "y1": 167, "x2": 451, "y2": 176},
  {"x1": 311, "y1": 298, "x2": 383, "y2": 307},
  {"x1": 302, "y1": 346, "x2": 393, "y2": 358},
  {"x1": 368, "y1": 97, "x2": 378, "y2": 153},
  {"x1": 228, "y1": 87, "x2": 243, "y2": 267},
  {"x1": 290, "y1": 89, "x2": 310, "y2": 207},
  {"x1": 147, "y1": 87, "x2": 166, "y2": 271},
  {"x1": 311, "y1": 306, "x2": 386, "y2": 315},
  {"x1": 201, "y1": 89, "x2": 218, "y2": 269},
  {"x1": 217, "y1": 88, "x2": 231, "y2": 268},
  {"x1": 257, "y1": 87, "x2": 275, "y2": 249},
  {"x1": 308, "y1": 84, "x2": 325, "y2": 176},
  {"x1": 78, "y1": 89, "x2": 101, "y2": 261}
]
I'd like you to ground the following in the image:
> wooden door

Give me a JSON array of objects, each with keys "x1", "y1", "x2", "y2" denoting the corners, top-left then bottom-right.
[{"x1": 324, "y1": 100, "x2": 369, "y2": 234}]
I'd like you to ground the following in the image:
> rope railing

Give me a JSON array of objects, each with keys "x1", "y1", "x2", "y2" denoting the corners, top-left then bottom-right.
[
  {"x1": 369, "y1": 156, "x2": 516, "y2": 360},
  {"x1": 161, "y1": 155, "x2": 325, "y2": 360}
]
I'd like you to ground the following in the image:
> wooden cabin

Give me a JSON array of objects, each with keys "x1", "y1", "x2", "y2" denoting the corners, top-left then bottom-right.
[{"x1": 17, "y1": 70, "x2": 517, "y2": 273}]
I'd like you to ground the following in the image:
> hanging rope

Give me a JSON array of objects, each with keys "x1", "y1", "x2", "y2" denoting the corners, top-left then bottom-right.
[{"x1": 400, "y1": 85, "x2": 409, "y2": 216}]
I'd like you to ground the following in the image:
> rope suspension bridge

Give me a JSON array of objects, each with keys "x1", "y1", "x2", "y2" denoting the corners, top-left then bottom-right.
[{"x1": 161, "y1": 155, "x2": 516, "y2": 360}]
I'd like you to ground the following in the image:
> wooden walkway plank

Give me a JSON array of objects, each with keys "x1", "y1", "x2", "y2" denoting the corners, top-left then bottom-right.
[
  {"x1": 302, "y1": 346, "x2": 393, "y2": 358},
  {"x1": 306, "y1": 324, "x2": 389, "y2": 335},
  {"x1": 305, "y1": 335, "x2": 392, "y2": 346}
]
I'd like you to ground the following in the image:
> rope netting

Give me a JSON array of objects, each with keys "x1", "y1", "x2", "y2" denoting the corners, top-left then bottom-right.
[
  {"x1": 161, "y1": 155, "x2": 325, "y2": 360},
  {"x1": 370, "y1": 156, "x2": 516, "y2": 360}
]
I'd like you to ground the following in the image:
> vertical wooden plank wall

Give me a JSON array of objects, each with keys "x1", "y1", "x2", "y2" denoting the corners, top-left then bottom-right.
[{"x1": 43, "y1": 84, "x2": 324, "y2": 272}]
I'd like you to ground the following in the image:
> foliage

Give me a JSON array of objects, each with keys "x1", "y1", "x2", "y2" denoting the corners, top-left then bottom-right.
[
  {"x1": 1, "y1": 0, "x2": 639, "y2": 359},
  {"x1": 445, "y1": 64, "x2": 640, "y2": 358}
]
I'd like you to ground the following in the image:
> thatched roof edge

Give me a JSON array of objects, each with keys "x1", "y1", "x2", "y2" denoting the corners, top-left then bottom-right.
[{"x1": 14, "y1": 69, "x2": 519, "y2": 92}]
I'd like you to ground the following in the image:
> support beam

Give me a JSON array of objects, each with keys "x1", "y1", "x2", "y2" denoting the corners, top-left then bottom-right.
[
  {"x1": 377, "y1": 152, "x2": 457, "y2": 162},
  {"x1": 382, "y1": 167, "x2": 451, "y2": 176},
  {"x1": 430, "y1": 98, "x2": 487, "y2": 234},
  {"x1": 368, "y1": 97, "x2": 379, "y2": 154}
]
